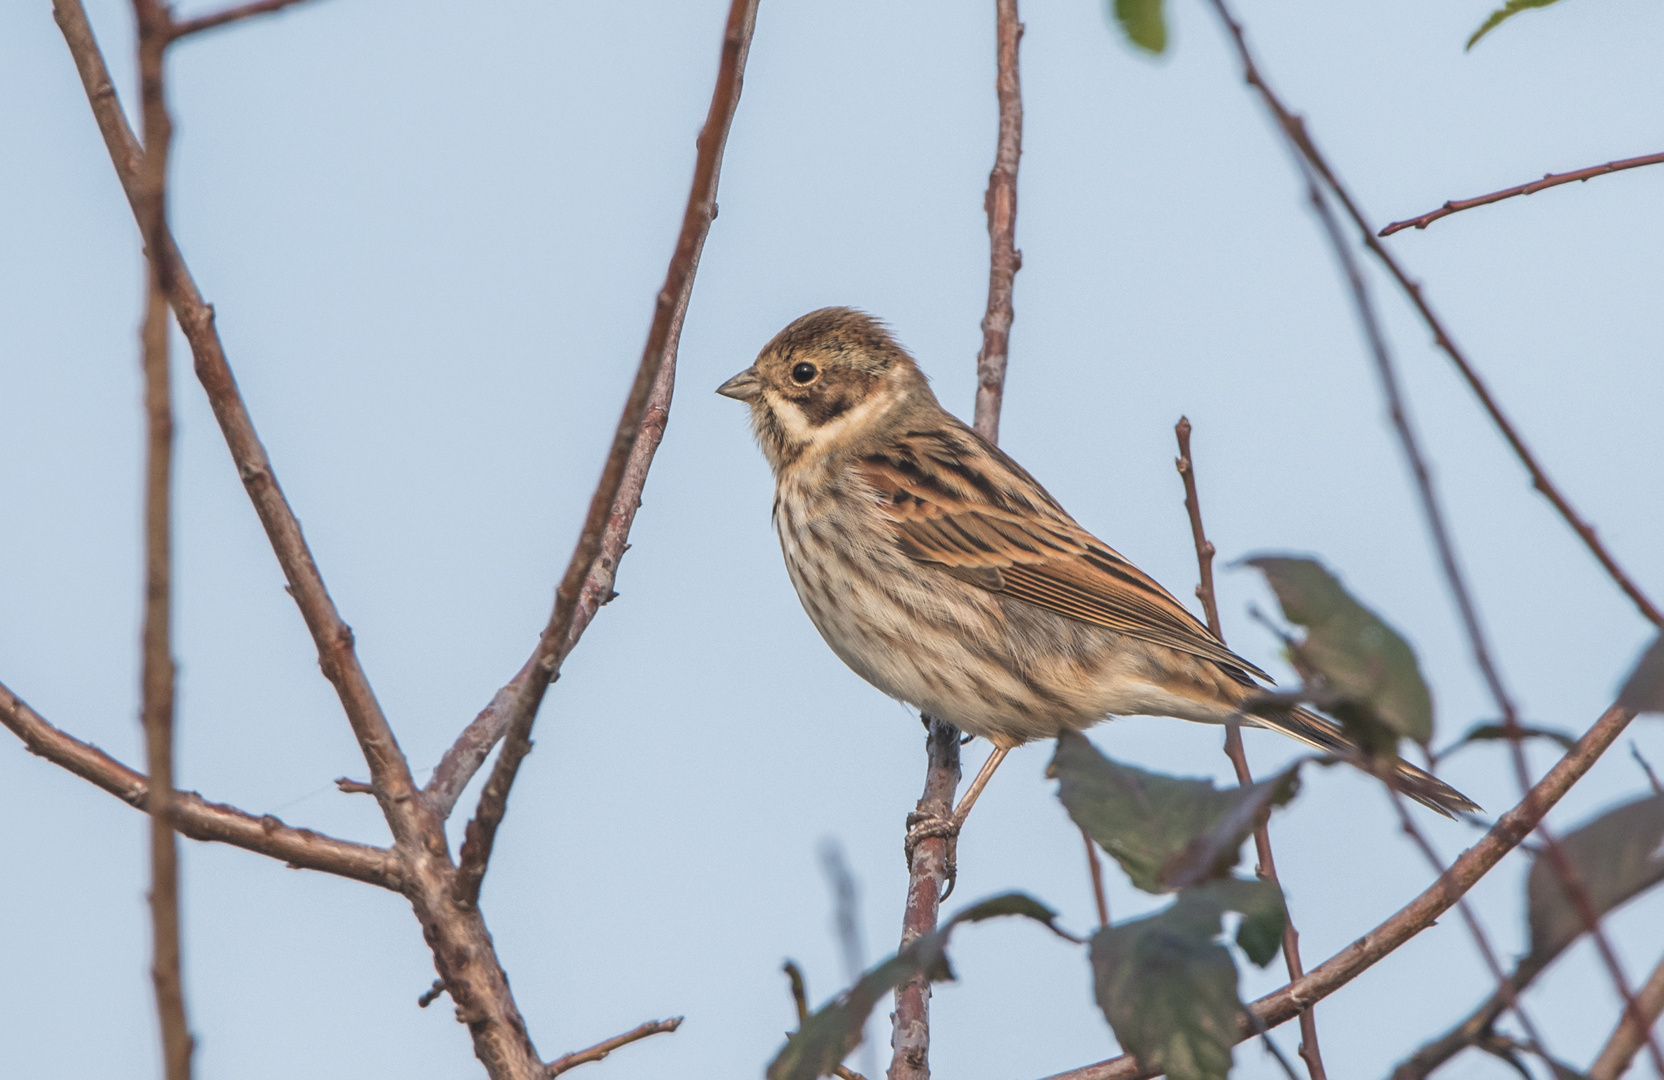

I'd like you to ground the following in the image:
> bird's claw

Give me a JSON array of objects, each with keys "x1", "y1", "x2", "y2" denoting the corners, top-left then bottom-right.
[{"x1": 904, "y1": 811, "x2": 960, "y2": 899}]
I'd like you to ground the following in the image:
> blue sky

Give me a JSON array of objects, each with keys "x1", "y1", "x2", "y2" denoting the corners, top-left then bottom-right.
[{"x1": 2, "y1": 0, "x2": 1662, "y2": 1077}]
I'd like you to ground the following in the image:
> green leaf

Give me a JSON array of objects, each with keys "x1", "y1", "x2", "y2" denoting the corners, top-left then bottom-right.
[
  {"x1": 1618, "y1": 635, "x2": 1664, "y2": 715},
  {"x1": 1465, "y1": 0, "x2": 1565, "y2": 51},
  {"x1": 1192, "y1": 876, "x2": 1288, "y2": 967},
  {"x1": 1091, "y1": 902, "x2": 1237, "y2": 1080},
  {"x1": 1244, "y1": 556, "x2": 1434, "y2": 746},
  {"x1": 1050, "y1": 732, "x2": 1299, "y2": 893},
  {"x1": 767, "y1": 893, "x2": 1068, "y2": 1080},
  {"x1": 1444, "y1": 721, "x2": 1578, "y2": 756},
  {"x1": 1109, "y1": 0, "x2": 1167, "y2": 54},
  {"x1": 1527, "y1": 793, "x2": 1664, "y2": 963}
]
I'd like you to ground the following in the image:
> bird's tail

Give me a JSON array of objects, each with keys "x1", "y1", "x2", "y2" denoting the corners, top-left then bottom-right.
[{"x1": 1249, "y1": 705, "x2": 1479, "y2": 818}]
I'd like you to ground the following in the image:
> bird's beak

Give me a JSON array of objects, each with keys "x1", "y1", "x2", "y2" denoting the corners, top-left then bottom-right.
[{"x1": 716, "y1": 367, "x2": 762, "y2": 401}]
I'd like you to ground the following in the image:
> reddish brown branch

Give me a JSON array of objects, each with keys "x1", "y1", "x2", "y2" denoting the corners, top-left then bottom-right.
[
  {"x1": 890, "y1": 717, "x2": 962, "y2": 1080},
  {"x1": 131, "y1": 2, "x2": 192, "y2": 1074},
  {"x1": 891, "y1": 7, "x2": 1023, "y2": 1076},
  {"x1": 450, "y1": 0, "x2": 759, "y2": 908},
  {"x1": 1201, "y1": 0, "x2": 1661, "y2": 632},
  {"x1": 972, "y1": 0, "x2": 1024, "y2": 444},
  {"x1": 1380, "y1": 152, "x2": 1664, "y2": 237},
  {"x1": 426, "y1": 376, "x2": 673, "y2": 819},
  {"x1": 1590, "y1": 948, "x2": 1664, "y2": 1080},
  {"x1": 1173, "y1": 418, "x2": 1325, "y2": 1080},
  {"x1": 1201, "y1": 5, "x2": 1664, "y2": 1068},
  {"x1": 1033, "y1": 703, "x2": 1637, "y2": 1080},
  {"x1": 544, "y1": 1018, "x2": 682, "y2": 1076},
  {"x1": 1080, "y1": 824, "x2": 1109, "y2": 928},
  {"x1": 170, "y1": 0, "x2": 325, "y2": 39},
  {"x1": 1, "y1": 680, "x2": 400, "y2": 888}
]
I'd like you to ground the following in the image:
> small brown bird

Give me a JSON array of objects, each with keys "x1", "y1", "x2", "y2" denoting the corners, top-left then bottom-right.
[{"x1": 718, "y1": 307, "x2": 1476, "y2": 833}]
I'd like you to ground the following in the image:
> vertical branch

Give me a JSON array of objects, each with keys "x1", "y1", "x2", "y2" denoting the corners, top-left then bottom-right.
[
  {"x1": 1173, "y1": 418, "x2": 1325, "y2": 1080},
  {"x1": 132, "y1": 1, "x2": 192, "y2": 1077},
  {"x1": 891, "y1": 6, "x2": 1021, "y2": 1077},
  {"x1": 972, "y1": 0, "x2": 1024, "y2": 444},
  {"x1": 890, "y1": 717, "x2": 961, "y2": 1080}
]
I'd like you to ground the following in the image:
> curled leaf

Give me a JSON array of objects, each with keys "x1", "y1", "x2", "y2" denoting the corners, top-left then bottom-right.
[
  {"x1": 1466, "y1": 0, "x2": 1565, "y2": 50},
  {"x1": 1244, "y1": 556, "x2": 1434, "y2": 746}
]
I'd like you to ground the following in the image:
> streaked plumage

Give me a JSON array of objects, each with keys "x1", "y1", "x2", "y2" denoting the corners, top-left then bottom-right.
[{"x1": 719, "y1": 307, "x2": 1476, "y2": 816}]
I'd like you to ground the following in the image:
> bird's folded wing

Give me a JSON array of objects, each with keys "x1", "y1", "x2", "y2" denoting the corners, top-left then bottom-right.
[{"x1": 858, "y1": 457, "x2": 1268, "y2": 680}]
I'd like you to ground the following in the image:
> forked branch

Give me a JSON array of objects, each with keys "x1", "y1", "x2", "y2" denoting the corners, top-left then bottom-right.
[{"x1": 450, "y1": 0, "x2": 761, "y2": 908}]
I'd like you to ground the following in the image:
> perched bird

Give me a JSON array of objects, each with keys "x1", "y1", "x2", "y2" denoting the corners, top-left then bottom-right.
[{"x1": 717, "y1": 307, "x2": 1477, "y2": 839}]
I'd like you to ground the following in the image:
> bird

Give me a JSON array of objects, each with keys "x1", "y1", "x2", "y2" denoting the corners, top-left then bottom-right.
[{"x1": 716, "y1": 307, "x2": 1478, "y2": 850}]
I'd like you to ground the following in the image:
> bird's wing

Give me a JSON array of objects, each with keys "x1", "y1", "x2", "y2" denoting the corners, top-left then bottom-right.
[{"x1": 856, "y1": 451, "x2": 1269, "y2": 681}]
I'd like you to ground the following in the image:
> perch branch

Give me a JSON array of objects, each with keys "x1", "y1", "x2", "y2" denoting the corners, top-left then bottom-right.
[
  {"x1": 1173, "y1": 416, "x2": 1325, "y2": 1080},
  {"x1": 1380, "y1": 152, "x2": 1664, "y2": 236},
  {"x1": 892, "y1": 5, "x2": 1022, "y2": 1076},
  {"x1": 1, "y1": 680, "x2": 400, "y2": 888},
  {"x1": 1201, "y1": 0, "x2": 1662, "y2": 633},
  {"x1": 1033, "y1": 702, "x2": 1637, "y2": 1080},
  {"x1": 972, "y1": 0, "x2": 1024, "y2": 444},
  {"x1": 450, "y1": 0, "x2": 759, "y2": 907},
  {"x1": 170, "y1": 0, "x2": 326, "y2": 38},
  {"x1": 544, "y1": 1018, "x2": 683, "y2": 1077}
]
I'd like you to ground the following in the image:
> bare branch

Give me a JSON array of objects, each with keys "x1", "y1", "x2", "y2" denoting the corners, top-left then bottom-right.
[
  {"x1": 1590, "y1": 948, "x2": 1664, "y2": 1080},
  {"x1": 972, "y1": 0, "x2": 1024, "y2": 444},
  {"x1": 891, "y1": 717, "x2": 962, "y2": 1080},
  {"x1": 1173, "y1": 417, "x2": 1326, "y2": 1080},
  {"x1": 890, "y1": 7, "x2": 1024, "y2": 1075},
  {"x1": 544, "y1": 1018, "x2": 682, "y2": 1077},
  {"x1": 1, "y1": 680, "x2": 400, "y2": 888},
  {"x1": 451, "y1": 0, "x2": 760, "y2": 907},
  {"x1": 170, "y1": 0, "x2": 326, "y2": 39},
  {"x1": 53, "y1": 0, "x2": 420, "y2": 828},
  {"x1": 1199, "y1": 0, "x2": 1661, "y2": 632},
  {"x1": 1199, "y1": 4, "x2": 1664, "y2": 1066},
  {"x1": 1380, "y1": 151, "x2": 1664, "y2": 236},
  {"x1": 1032, "y1": 702, "x2": 1638, "y2": 1080},
  {"x1": 425, "y1": 361, "x2": 672, "y2": 819},
  {"x1": 130, "y1": 2, "x2": 192, "y2": 1071}
]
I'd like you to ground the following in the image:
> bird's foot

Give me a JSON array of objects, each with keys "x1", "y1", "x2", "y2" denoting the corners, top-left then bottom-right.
[{"x1": 904, "y1": 811, "x2": 961, "y2": 899}]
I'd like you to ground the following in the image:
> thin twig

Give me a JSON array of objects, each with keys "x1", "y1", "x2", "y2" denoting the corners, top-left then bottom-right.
[
  {"x1": 544, "y1": 1018, "x2": 682, "y2": 1077},
  {"x1": 892, "y1": 5, "x2": 1022, "y2": 1076},
  {"x1": 450, "y1": 0, "x2": 759, "y2": 908},
  {"x1": 1032, "y1": 702, "x2": 1637, "y2": 1080},
  {"x1": 169, "y1": 0, "x2": 325, "y2": 38},
  {"x1": 1201, "y1": 0, "x2": 1661, "y2": 632},
  {"x1": 132, "y1": 2, "x2": 192, "y2": 1072},
  {"x1": 1634, "y1": 742, "x2": 1664, "y2": 796},
  {"x1": 0, "y1": 681, "x2": 400, "y2": 887},
  {"x1": 1380, "y1": 152, "x2": 1664, "y2": 236},
  {"x1": 1173, "y1": 417, "x2": 1325, "y2": 1080},
  {"x1": 1590, "y1": 948, "x2": 1664, "y2": 1080},
  {"x1": 1080, "y1": 825, "x2": 1109, "y2": 928},
  {"x1": 972, "y1": 0, "x2": 1024, "y2": 444},
  {"x1": 1386, "y1": 952, "x2": 1548, "y2": 1080},
  {"x1": 821, "y1": 841, "x2": 879, "y2": 1080},
  {"x1": 1200, "y1": 4, "x2": 1664, "y2": 1066}
]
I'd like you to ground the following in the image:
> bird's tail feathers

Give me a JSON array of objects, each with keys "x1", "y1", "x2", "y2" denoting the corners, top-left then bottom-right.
[{"x1": 1249, "y1": 706, "x2": 1479, "y2": 818}]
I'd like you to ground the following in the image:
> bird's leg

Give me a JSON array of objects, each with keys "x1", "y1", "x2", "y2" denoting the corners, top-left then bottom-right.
[{"x1": 903, "y1": 746, "x2": 1011, "y2": 898}]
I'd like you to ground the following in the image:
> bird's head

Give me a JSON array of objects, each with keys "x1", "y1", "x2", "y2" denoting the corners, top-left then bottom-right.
[{"x1": 717, "y1": 307, "x2": 935, "y2": 473}]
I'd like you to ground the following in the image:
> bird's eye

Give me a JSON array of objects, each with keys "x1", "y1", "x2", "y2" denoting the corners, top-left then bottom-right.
[{"x1": 791, "y1": 362, "x2": 818, "y2": 384}]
